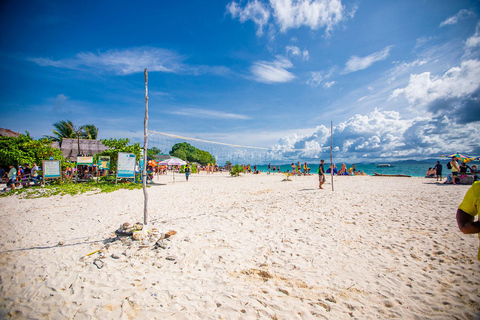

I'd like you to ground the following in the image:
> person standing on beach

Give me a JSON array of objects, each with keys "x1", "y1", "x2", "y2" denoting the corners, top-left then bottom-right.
[
  {"x1": 6, "y1": 165, "x2": 17, "y2": 190},
  {"x1": 318, "y1": 159, "x2": 325, "y2": 189},
  {"x1": 185, "y1": 163, "x2": 191, "y2": 181},
  {"x1": 434, "y1": 161, "x2": 442, "y2": 181},
  {"x1": 352, "y1": 164, "x2": 356, "y2": 175},
  {"x1": 456, "y1": 181, "x2": 480, "y2": 260},
  {"x1": 450, "y1": 157, "x2": 460, "y2": 184}
]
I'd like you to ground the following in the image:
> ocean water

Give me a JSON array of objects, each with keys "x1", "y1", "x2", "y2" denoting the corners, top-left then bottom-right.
[{"x1": 247, "y1": 160, "x2": 480, "y2": 177}]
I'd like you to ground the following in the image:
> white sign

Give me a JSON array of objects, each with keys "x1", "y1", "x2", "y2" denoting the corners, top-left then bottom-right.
[
  {"x1": 117, "y1": 152, "x2": 136, "y2": 178},
  {"x1": 43, "y1": 160, "x2": 61, "y2": 178}
]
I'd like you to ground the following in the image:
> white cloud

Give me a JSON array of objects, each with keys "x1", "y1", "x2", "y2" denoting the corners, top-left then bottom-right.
[
  {"x1": 270, "y1": 0, "x2": 346, "y2": 35},
  {"x1": 439, "y1": 9, "x2": 475, "y2": 27},
  {"x1": 323, "y1": 81, "x2": 335, "y2": 89},
  {"x1": 29, "y1": 47, "x2": 230, "y2": 76},
  {"x1": 466, "y1": 21, "x2": 480, "y2": 48},
  {"x1": 357, "y1": 96, "x2": 368, "y2": 102},
  {"x1": 251, "y1": 56, "x2": 296, "y2": 83},
  {"x1": 272, "y1": 109, "x2": 480, "y2": 161},
  {"x1": 390, "y1": 59, "x2": 480, "y2": 107},
  {"x1": 306, "y1": 68, "x2": 335, "y2": 87},
  {"x1": 167, "y1": 108, "x2": 251, "y2": 120},
  {"x1": 227, "y1": 0, "x2": 270, "y2": 36},
  {"x1": 286, "y1": 45, "x2": 301, "y2": 56},
  {"x1": 343, "y1": 46, "x2": 392, "y2": 73},
  {"x1": 227, "y1": 0, "x2": 352, "y2": 37},
  {"x1": 302, "y1": 50, "x2": 310, "y2": 61}
]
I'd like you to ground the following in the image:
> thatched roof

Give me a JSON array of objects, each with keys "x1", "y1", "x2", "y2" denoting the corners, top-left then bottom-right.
[
  {"x1": 0, "y1": 128, "x2": 21, "y2": 137},
  {"x1": 58, "y1": 138, "x2": 108, "y2": 161},
  {"x1": 153, "y1": 154, "x2": 171, "y2": 161}
]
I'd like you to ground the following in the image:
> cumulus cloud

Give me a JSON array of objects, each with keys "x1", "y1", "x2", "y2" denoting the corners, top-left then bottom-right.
[
  {"x1": 343, "y1": 46, "x2": 392, "y2": 73},
  {"x1": 226, "y1": 0, "x2": 270, "y2": 36},
  {"x1": 227, "y1": 0, "x2": 352, "y2": 37},
  {"x1": 439, "y1": 9, "x2": 475, "y2": 27},
  {"x1": 390, "y1": 59, "x2": 480, "y2": 111},
  {"x1": 270, "y1": 0, "x2": 345, "y2": 35},
  {"x1": 250, "y1": 56, "x2": 296, "y2": 83},
  {"x1": 272, "y1": 109, "x2": 480, "y2": 161},
  {"x1": 29, "y1": 47, "x2": 230, "y2": 76}
]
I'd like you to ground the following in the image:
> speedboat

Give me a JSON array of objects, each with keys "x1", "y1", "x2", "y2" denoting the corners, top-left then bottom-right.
[{"x1": 376, "y1": 164, "x2": 394, "y2": 168}]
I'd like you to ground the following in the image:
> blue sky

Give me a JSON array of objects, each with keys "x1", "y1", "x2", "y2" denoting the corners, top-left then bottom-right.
[{"x1": 0, "y1": 0, "x2": 479, "y2": 162}]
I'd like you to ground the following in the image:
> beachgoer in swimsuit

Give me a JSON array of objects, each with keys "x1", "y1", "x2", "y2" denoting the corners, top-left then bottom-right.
[{"x1": 450, "y1": 157, "x2": 460, "y2": 185}]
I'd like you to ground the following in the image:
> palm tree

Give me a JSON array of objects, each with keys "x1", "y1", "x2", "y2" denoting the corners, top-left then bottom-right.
[
  {"x1": 82, "y1": 124, "x2": 99, "y2": 139},
  {"x1": 46, "y1": 120, "x2": 77, "y2": 141},
  {"x1": 46, "y1": 120, "x2": 99, "y2": 155}
]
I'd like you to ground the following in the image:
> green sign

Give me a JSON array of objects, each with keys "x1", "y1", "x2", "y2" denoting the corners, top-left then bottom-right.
[{"x1": 98, "y1": 156, "x2": 110, "y2": 170}]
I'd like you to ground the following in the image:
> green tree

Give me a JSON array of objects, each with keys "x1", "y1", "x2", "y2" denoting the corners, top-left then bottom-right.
[
  {"x1": 169, "y1": 142, "x2": 215, "y2": 165},
  {"x1": 98, "y1": 138, "x2": 141, "y2": 173},
  {"x1": 0, "y1": 135, "x2": 66, "y2": 169},
  {"x1": 147, "y1": 147, "x2": 161, "y2": 158}
]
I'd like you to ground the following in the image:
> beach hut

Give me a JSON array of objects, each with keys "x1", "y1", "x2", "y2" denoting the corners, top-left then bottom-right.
[{"x1": 57, "y1": 138, "x2": 108, "y2": 161}]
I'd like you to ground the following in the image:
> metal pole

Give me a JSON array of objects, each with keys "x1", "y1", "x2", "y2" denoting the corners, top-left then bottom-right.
[
  {"x1": 143, "y1": 69, "x2": 149, "y2": 225},
  {"x1": 330, "y1": 121, "x2": 334, "y2": 191}
]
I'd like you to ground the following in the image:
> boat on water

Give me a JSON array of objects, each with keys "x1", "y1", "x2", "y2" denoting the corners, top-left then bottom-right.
[
  {"x1": 376, "y1": 164, "x2": 395, "y2": 168},
  {"x1": 373, "y1": 172, "x2": 411, "y2": 177}
]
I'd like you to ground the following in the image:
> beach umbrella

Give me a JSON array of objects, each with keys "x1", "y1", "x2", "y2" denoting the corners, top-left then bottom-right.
[
  {"x1": 158, "y1": 157, "x2": 187, "y2": 182},
  {"x1": 440, "y1": 153, "x2": 474, "y2": 163}
]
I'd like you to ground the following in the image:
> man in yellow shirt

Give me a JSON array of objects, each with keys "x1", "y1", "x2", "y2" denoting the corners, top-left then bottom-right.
[{"x1": 456, "y1": 181, "x2": 480, "y2": 260}]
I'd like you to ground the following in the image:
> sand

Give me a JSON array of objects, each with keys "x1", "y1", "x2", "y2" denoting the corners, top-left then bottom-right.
[{"x1": 0, "y1": 172, "x2": 479, "y2": 319}]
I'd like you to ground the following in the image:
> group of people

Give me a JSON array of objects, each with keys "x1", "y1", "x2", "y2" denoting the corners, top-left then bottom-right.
[
  {"x1": 441, "y1": 157, "x2": 479, "y2": 185},
  {"x1": 1, "y1": 163, "x2": 40, "y2": 190}
]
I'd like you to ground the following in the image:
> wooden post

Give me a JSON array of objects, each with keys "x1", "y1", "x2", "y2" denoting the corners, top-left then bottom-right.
[
  {"x1": 330, "y1": 121, "x2": 334, "y2": 192},
  {"x1": 143, "y1": 69, "x2": 149, "y2": 225}
]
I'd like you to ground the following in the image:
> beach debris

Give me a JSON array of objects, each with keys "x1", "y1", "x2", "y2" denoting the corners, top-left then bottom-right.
[
  {"x1": 111, "y1": 253, "x2": 120, "y2": 259},
  {"x1": 58, "y1": 241, "x2": 65, "y2": 246},
  {"x1": 278, "y1": 288, "x2": 289, "y2": 295},
  {"x1": 165, "y1": 256, "x2": 176, "y2": 261},
  {"x1": 86, "y1": 249, "x2": 102, "y2": 256},
  {"x1": 165, "y1": 230, "x2": 177, "y2": 238},
  {"x1": 93, "y1": 259, "x2": 104, "y2": 269}
]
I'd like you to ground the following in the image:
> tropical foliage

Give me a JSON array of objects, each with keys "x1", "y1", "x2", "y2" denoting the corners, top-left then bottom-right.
[
  {"x1": 0, "y1": 134, "x2": 66, "y2": 169},
  {"x1": 46, "y1": 120, "x2": 99, "y2": 141},
  {"x1": 147, "y1": 147, "x2": 161, "y2": 158},
  {"x1": 229, "y1": 164, "x2": 244, "y2": 177},
  {"x1": 0, "y1": 181, "x2": 143, "y2": 199},
  {"x1": 169, "y1": 142, "x2": 215, "y2": 165},
  {"x1": 98, "y1": 138, "x2": 141, "y2": 173}
]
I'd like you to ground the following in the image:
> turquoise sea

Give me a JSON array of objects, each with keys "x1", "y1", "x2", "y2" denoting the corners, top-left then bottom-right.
[{"x1": 250, "y1": 160, "x2": 480, "y2": 177}]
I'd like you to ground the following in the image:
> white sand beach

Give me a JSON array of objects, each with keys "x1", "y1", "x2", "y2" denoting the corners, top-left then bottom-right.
[{"x1": 0, "y1": 173, "x2": 479, "y2": 319}]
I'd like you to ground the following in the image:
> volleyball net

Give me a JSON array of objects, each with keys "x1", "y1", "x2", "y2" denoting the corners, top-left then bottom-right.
[{"x1": 148, "y1": 130, "x2": 331, "y2": 165}]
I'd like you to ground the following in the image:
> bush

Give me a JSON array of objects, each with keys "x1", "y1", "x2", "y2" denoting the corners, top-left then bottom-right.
[{"x1": 230, "y1": 164, "x2": 244, "y2": 177}]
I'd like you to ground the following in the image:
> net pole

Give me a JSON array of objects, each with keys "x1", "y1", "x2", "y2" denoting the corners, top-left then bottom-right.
[
  {"x1": 143, "y1": 69, "x2": 149, "y2": 225},
  {"x1": 330, "y1": 121, "x2": 334, "y2": 192}
]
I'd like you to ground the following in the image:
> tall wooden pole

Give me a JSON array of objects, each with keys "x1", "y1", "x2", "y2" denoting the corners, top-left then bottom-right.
[
  {"x1": 143, "y1": 69, "x2": 149, "y2": 225},
  {"x1": 330, "y1": 121, "x2": 334, "y2": 191}
]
